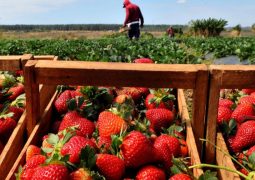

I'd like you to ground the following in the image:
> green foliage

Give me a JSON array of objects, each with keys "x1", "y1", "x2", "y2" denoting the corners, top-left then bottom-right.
[
  {"x1": 252, "y1": 24, "x2": 255, "y2": 32},
  {"x1": 232, "y1": 24, "x2": 241, "y2": 32},
  {"x1": 189, "y1": 18, "x2": 228, "y2": 37}
]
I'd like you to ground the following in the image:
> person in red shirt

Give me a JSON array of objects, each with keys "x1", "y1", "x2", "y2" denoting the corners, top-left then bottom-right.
[
  {"x1": 123, "y1": 0, "x2": 144, "y2": 40},
  {"x1": 167, "y1": 26, "x2": 175, "y2": 38}
]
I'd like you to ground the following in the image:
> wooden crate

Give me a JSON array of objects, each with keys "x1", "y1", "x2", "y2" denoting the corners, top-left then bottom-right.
[
  {"x1": 205, "y1": 65, "x2": 255, "y2": 179},
  {"x1": 7, "y1": 60, "x2": 207, "y2": 179},
  {"x1": 0, "y1": 56, "x2": 57, "y2": 179}
]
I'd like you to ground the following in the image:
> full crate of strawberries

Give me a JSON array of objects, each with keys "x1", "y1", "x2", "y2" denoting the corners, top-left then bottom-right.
[
  {"x1": 206, "y1": 65, "x2": 255, "y2": 180},
  {"x1": 0, "y1": 55, "x2": 57, "y2": 179},
  {"x1": 7, "y1": 59, "x2": 211, "y2": 179}
]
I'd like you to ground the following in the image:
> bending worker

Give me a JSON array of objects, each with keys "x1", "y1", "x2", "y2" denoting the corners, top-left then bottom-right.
[{"x1": 123, "y1": 0, "x2": 144, "y2": 40}]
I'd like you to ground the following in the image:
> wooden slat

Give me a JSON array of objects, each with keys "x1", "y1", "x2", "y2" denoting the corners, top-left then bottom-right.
[
  {"x1": 34, "y1": 61, "x2": 205, "y2": 88},
  {"x1": 24, "y1": 61, "x2": 40, "y2": 135},
  {"x1": 178, "y1": 89, "x2": 203, "y2": 177},
  {"x1": 0, "y1": 59, "x2": 21, "y2": 71},
  {"x1": 192, "y1": 69, "x2": 209, "y2": 156},
  {"x1": 33, "y1": 55, "x2": 56, "y2": 60},
  {"x1": 216, "y1": 133, "x2": 240, "y2": 180}
]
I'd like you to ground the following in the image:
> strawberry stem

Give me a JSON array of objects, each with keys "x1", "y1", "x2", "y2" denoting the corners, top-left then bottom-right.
[
  {"x1": 189, "y1": 164, "x2": 249, "y2": 179},
  {"x1": 200, "y1": 138, "x2": 249, "y2": 172}
]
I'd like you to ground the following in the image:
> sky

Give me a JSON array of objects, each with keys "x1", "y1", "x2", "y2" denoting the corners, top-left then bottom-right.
[{"x1": 0, "y1": 0, "x2": 254, "y2": 26}]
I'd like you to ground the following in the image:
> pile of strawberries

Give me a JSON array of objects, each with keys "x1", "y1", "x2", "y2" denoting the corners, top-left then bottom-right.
[
  {"x1": 0, "y1": 70, "x2": 25, "y2": 154},
  {"x1": 17, "y1": 84, "x2": 197, "y2": 180},
  {"x1": 218, "y1": 88, "x2": 255, "y2": 175}
]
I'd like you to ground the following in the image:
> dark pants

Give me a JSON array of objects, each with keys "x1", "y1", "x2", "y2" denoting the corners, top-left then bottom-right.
[{"x1": 128, "y1": 23, "x2": 140, "y2": 40}]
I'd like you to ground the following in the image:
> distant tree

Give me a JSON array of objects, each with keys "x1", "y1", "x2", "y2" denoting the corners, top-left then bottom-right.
[
  {"x1": 252, "y1": 24, "x2": 255, "y2": 32},
  {"x1": 188, "y1": 18, "x2": 228, "y2": 37}
]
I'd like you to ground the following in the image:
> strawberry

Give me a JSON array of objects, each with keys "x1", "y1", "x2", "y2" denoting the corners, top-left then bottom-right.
[
  {"x1": 8, "y1": 106, "x2": 24, "y2": 121},
  {"x1": 239, "y1": 168, "x2": 249, "y2": 176},
  {"x1": 145, "y1": 89, "x2": 175, "y2": 110},
  {"x1": 136, "y1": 165, "x2": 166, "y2": 180},
  {"x1": 20, "y1": 168, "x2": 36, "y2": 180},
  {"x1": 96, "y1": 136, "x2": 112, "y2": 153},
  {"x1": 247, "y1": 145, "x2": 255, "y2": 156},
  {"x1": 23, "y1": 155, "x2": 46, "y2": 170},
  {"x1": 169, "y1": 173, "x2": 192, "y2": 180},
  {"x1": 54, "y1": 90, "x2": 80, "y2": 114},
  {"x1": 70, "y1": 168, "x2": 92, "y2": 180},
  {"x1": 0, "y1": 73, "x2": 16, "y2": 89},
  {"x1": 218, "y1": 99, "x2": 234, "y2": 108},
  {"x1": 242, "y1": 89, "x2": 255, "y2": 95},
  {"x1": 7, "y1": 83, "x2": 24, "y2": 101},
  {"x1": 0, "y1": 115, "x2": 16, "y2": 142},
  {"x1": 8, "y1": 93, "x2": 26, "y2": 121},
  {"x1": 232, "y1": 121, "x2": 255, "y2": 152},
  {"x1": 31, "y1": 164, "x2": 69, "y2": 180},
  {"x1": 146, "y1": 108, "x2": 174, "y2": 134},
  {"x1": 120, "y1": 131, "x2": 156, "y2": 168},
  {"x1": 153, "y1": 134, "x2": 180, "y2": 170},
  {"x1": 59, "y1": 111, "x2": 95, "y2": 138},
  {"x1": 251, "y1": 92, "x2": 255, "y2": 98},
  {"x1": 133, "y1": 58, "x2": 154, "y2": 63},
  {"x1": 180, "y1": 139, "x2": 189, "y2": 157},
  {"x1": 239, "y1": 96, "x2": 255, "y2": 105},
  {"x1": 61, "y1": 135, "x2": 97, "y2": 164},
  {"x1": 97, "y1": 111, "x2": 128, "y2": 137},
  {"x1": 96, "y1": 154, "x2": 125, "y2": 180},
  {"x1": 26, "y1": 145, "x2": 41, "y2": 162},
  {"x1": 115, "y1": 87, "x2": 143, "y2": 102},
  {"x1": 217, "y1": 106, "x2": 232, "y2": 124},
  {"x1": 231, "y1": 104, "x2": 255, "y2": 123},
  {"x1": 136, "y1": 87, "x2": 150, "y2": 96}
]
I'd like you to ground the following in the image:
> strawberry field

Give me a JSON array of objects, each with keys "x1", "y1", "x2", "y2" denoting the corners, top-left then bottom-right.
[{"x1": 0, "y1": 37, "x2": 255, "y2": 64}]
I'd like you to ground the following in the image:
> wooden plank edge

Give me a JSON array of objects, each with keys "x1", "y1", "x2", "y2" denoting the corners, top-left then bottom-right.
[{"x1": 178, "y1": 89, "x2": 203, "y2": 177}]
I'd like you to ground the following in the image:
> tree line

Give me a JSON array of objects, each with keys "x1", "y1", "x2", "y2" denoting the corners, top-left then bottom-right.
[{"x1": 0, "y1": 24, "x2": 186, "y2": 32}]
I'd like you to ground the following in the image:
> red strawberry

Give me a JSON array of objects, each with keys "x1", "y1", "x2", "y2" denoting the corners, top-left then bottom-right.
[
  {"x1": 97, "y1": 111, "x2": 128, "y2": 137},
  {"x1": 115, "y1": 87, "x2": 143, "y2": 102},
  {"x1": 54, "y1": 90, "x2": 80, "y2": 114},
  {"x1": 136, "y1": 165, "x2": 166, "y2": 180},
  {"x1": 239, "y1": 96, "x2": 255, "y2": 105},
  {"x1": 180, "y1": 139, "x2": 189, "y2": 157},
  {"x1": 146, "y1": 108, "x2": 174, "y2": 134},
  {"x1": 20, "y1": 168, "x2": 36, "y2": 180},
  {"x1": 136, "y1": 87, "x2": 150, "y2": 96},
  {"x1": 31, "y1": 164, "x2": 69, "y2": 180},
  {"x1": 26, "y1": 145, "x2": 41, "y2": 161},
  {"x1": 169, "y1": 173, "x2": 192, "y2": 180},
  {"x1": 217, "y1": 106, "x2": 232, "y2": 124},
  {"x1": 61, "y1": 135, "x2": 97, "y2": 164},
  {"x1": 251, "y1": 92, "x2": 255, "y2": 98},
  {"x1": 218, "y1": 99, "x2": 234, "y2": 108},
  {"x1": 59, "y1": 111, "x2": 95, "y2": 138},
  {"x1": 247, "y1": 145, "x2": 255, "y2": 156},
  {"x1": 231, "y1": 104, "x2": 255, "y2": 123},
  {"x1": 0, "y1": 116, "x2": 16, "y2": 142},
  {"x1": 8, "y1": 106, "x2": 24, "y2": 121},
  {"x1": 24, "y1": 155, "x2": 46, "y2": 170},
  {"x1": 120, "y1": 131, "x2": 156, "y2": 168},
  {"x1": 133, "y1": 58, "x2": 154, "y2": 63},
  {"x1": 232, "y1": 121, "x2": 255, "y2": 152},
  {"x1": 239, "y1": 168, "x2": 249, "y2": 176},
  {"x1": 145, "y1": 90, "x2": 175, "y2": 110},
  {"x1": 7, "y1": 83, "x2": 24, "y2": 101},
  {"x1": 237, "y1": 153, "x2": 248, "y2": 164},
  {"x1": 96, "y1": 154, "x2": 125, "y2": 180},
  {"x1": 96, "y1": 136, "x2": 112, "y2": 153},
  {"x1": 69, "y1": 168, "x2": 92, "y2": 180},
  {"x1": 154, "y1": 134, "x2": 180, "y2": 170},
  {"x1": 242, "y1": 89, "x2": 255, "y2": 95}
]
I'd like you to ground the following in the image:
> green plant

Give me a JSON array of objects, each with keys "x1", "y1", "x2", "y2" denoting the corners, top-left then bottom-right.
[{"x1": 188, "y1": 18, "x2": 228, "y2": 37}]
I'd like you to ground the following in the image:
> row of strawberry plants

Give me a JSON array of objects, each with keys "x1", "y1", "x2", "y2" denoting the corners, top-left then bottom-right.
[{"x1": 1, "y1": 37, "x2": 255, "y2": 64}]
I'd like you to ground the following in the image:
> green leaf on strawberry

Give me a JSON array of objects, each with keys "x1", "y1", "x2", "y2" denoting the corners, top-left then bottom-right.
[{"x1": 198, "y1": 170, "x2": 218, "y2": 180}]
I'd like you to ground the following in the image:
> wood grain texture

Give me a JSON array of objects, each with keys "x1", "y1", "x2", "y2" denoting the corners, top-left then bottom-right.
[
  {"x1": 178, "y1": 89, "x2": 203, "y2": 177},
  {"x1": 34, "y1": 61, "x2": 206, "y2": 88},
  {"x1": 216, "y1": 133, "x2": 240, "y2": 180}
]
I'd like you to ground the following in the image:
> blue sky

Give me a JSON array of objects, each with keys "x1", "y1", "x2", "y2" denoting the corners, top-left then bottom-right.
[{"x1": 0, "y1": 0, "x2": 254, "y2": 26}]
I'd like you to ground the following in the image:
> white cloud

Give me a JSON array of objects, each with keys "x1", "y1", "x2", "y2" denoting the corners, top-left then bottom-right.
[
  {"x1": 0, "y1": 0, "x2": 77, "y2": 23},
  {"x1": 177, "y1": 0, "x2": 187, "y2": 4}
]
